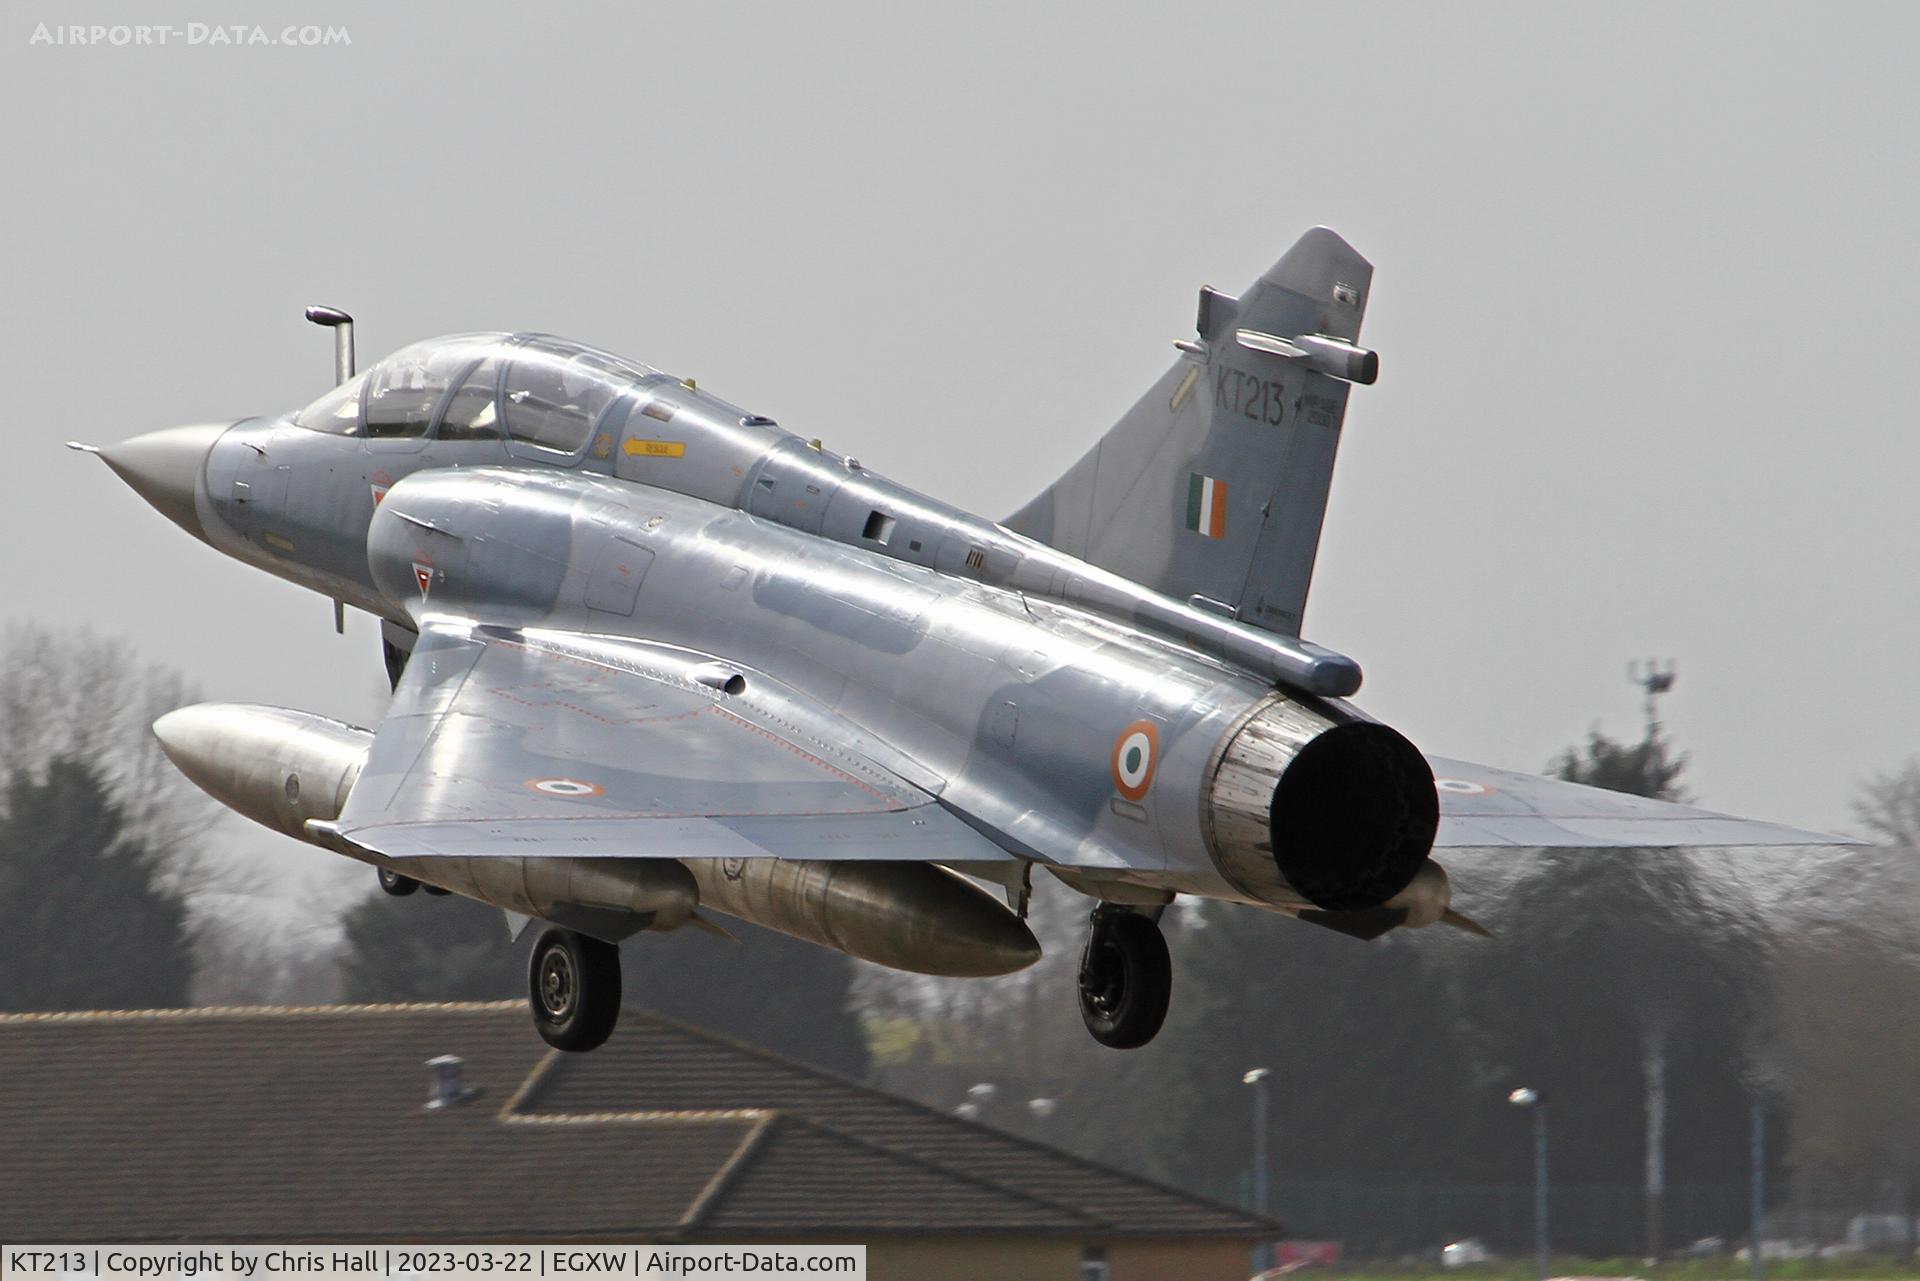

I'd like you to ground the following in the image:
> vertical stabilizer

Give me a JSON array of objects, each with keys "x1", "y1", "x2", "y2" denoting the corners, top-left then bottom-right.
[{"x1": 1007, "y1": 228, "x2": 1375, "y2": 638}]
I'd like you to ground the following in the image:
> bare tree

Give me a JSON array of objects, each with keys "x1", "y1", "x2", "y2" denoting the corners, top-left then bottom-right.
[
  {"x1": 0, "y1": 624, "x2": 335, "y2": 1004},
  {"x1": 0, "y1": 623, "x2": 212, "y2": 869},
  {"x1": 1770, "y1": 760, "x2": 1920, "y2": 1253}
]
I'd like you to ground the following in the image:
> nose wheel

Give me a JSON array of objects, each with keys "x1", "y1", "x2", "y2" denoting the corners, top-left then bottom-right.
[
  {"x1": 528, "y1": 926, "x2": 622, "y2": 1052},
  {"x1": 1078, "y1": 906, "x2": 1171, "y2": 1049}
]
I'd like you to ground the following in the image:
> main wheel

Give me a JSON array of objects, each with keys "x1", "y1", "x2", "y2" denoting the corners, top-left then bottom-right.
[
  {"x1": 528, "y1": 927, "x2": 622, "y2": 1052},
  {"x1": 377, "y1": 868, "x2": 419, "y2": 897},
  {"x1": 1078, "y1": 909, "x2": 1172, "y2": 1049}
]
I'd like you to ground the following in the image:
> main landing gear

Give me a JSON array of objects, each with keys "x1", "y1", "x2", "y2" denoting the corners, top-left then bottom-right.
[
  {"x1": 528, "y1": 926, "x2": 622, "y2": 1052},
  {"x1": 377, "y1": 868, "x2": 418, "y2": 896},
  {"x1": 1078, "y1": 905, "x2": 1171, "y2": 1049},
  {"x1": 377, "y1": 867, "x2": 448, "y2": 896}
]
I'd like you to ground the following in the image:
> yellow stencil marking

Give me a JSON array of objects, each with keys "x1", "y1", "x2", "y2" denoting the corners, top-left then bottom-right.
[{"x1": 624, "y1": 438, "x2": 687, "y2": 459}]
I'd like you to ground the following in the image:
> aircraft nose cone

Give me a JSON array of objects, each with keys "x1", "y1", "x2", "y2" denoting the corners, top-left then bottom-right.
[{"x1": 96, "y1": 422, "x2": 228, "y2": 540}]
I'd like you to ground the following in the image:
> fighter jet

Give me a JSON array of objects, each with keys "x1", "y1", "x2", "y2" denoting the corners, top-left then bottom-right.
[{"x1": 75, "y1": 228, "x2": 1846, "y2": 1053}]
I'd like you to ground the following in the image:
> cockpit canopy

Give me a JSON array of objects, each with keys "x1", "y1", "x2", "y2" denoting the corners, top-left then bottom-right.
[{"x1": 294, "y1": 333, "x2": 667, "y2": 457}]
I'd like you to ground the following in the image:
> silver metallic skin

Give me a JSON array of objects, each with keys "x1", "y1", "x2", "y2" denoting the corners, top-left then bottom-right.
[
  {"x1": 83, "y1": 227, "x2": 1853, "y2": 1038},
  {"x1": 736, "y1": 435, "x2": 1365, "y2": 696},
  {"x1": 684, "y1": 858, "x2": 1041, "y2": 978},
  {"x1": 1233, "y1": 329, "x2": 1379, "y2": 385},
  {"x1": 152, "y1": 703, "x2": 366, "y2": 842},
  {"x1": 153, "y1": 700, "x2": 1037, "y2": 971},
  {"x1": 93, "y1": 423, "x2": 229, "y2": 542},
  {"x1": 152, "y1": 703, "x2": 700, "y2": 938}
]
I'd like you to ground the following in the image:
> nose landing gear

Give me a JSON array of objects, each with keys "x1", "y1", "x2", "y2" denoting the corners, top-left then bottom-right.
[{"x1": 1077, "y1": 905, "x2": 1171, "y2": 1049}]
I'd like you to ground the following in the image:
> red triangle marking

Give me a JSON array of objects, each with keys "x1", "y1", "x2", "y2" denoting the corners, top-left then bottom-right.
[{"x1": 413, "y1": 564, "x2": 432, "y2": 598}]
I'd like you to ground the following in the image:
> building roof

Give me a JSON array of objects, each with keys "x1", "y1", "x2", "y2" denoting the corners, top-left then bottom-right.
[{"x1": 0, "y1": 1002, "x2": 1274, "y2": 1244}]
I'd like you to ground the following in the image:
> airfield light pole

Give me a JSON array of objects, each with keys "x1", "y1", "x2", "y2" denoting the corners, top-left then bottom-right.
[
  {"x1": 1244, "y1": 1067, "x2": 1273, "y2": 1273},
  {"x1": 1628, "y1": 659, "x2": 1678, "y2": 736},
  {"x1": 1510, "y1": 1088, "x2": 1549, "y2": 1281},
  {"x1": 1629, "y1": 659, "x2": 1676, "y2": 1265},
  {"x1": 1750, "y1": 1096, "x2": 1767, "y2": 1281}
]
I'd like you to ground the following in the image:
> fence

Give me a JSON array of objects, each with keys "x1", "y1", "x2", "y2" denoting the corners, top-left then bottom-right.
[{"x1": 1265, "y1": 1180, "x2": 1754, "y2": 1258}]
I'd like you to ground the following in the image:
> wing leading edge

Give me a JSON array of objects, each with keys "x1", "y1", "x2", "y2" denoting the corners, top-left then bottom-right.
[
  {"x1": 1426, "y1": 755, "x2": 1856, "y2": 849},
  {"x1": 331, "y1": 623, "x2": 1014, "y2": 864}
]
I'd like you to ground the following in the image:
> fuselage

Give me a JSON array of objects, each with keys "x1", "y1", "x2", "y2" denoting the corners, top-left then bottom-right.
[{"x1": 169, "y1": 332, "x2": 1439, "y2": 917}]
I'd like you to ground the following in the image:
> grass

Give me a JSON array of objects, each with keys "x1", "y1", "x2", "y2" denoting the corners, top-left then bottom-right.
[{"x1": 1317, "y1": 1258, "x2": 1920, "y2": 1281}]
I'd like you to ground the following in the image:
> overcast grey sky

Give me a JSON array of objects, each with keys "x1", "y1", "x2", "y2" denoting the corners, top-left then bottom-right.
[{"x1": 4, "y1": 0, "x2": 1914, "y2": 882}]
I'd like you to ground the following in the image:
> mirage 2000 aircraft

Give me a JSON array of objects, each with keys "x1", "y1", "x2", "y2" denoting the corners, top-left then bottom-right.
[{"x1": 76, "y1": 228, "x2": 1845, "y2": 1053}]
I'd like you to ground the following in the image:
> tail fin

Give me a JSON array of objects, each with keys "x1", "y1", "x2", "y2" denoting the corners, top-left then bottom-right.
[{"x1": 1006, "y1": 227, "x2": 1375, "y2": 639}]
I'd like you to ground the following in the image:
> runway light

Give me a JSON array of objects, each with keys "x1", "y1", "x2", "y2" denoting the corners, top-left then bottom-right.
[
  {"x1": 1243, "y1": 1067, "x2": 1271, "y2": 1085},
  {"x1": 1509, "y1": 1087, "x2": 1539, "y2": 1106}
]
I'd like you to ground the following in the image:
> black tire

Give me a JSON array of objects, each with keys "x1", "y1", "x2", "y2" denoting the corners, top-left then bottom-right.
[
  {"x1": 1078, "y1": 910, "x2": 1172, "y2": 1050},
  {"x1": 528, "y1": 927, "x2": 622, "y2": 1052},
  {"x1": 377, "y1": 868, "x2": 419, "y2": 897},
  {"x1": 421, "y1": 883, "x2": 451, "y2": 896}
]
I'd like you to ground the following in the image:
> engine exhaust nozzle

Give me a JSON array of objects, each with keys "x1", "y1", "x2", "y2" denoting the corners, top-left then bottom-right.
[{"x1": 1204, "y1": 694, "x2": 1439, "y2": 912}]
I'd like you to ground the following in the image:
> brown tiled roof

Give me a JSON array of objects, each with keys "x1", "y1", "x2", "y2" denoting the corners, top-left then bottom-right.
[{"x1": 0, "y1": 1002, "x2": 1273, "y2": 1244}]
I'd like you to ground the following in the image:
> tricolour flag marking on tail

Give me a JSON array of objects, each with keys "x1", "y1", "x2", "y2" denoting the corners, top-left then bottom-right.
[{"x1": 1185, "y1": 473, "x2": 1228, "y2": 539}]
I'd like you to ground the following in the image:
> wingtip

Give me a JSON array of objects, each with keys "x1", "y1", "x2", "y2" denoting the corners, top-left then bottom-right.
[{"x1": 66, "y1": 440, "x2": 101, "y2": 454}]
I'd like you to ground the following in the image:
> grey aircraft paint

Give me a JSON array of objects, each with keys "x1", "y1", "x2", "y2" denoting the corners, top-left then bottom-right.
[{"x1": 80, "y1": 228, "x2": 1855, "y2": 1051}]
